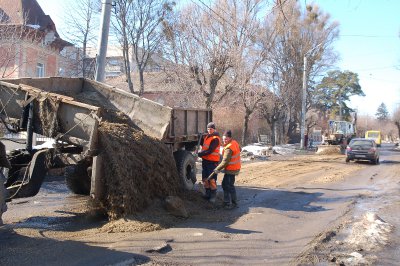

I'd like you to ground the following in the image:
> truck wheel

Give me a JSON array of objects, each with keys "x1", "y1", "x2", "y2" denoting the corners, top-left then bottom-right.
[
  {"x1": 65, "y1": 162, "x2": 91, "y2": 195},
  {"x1": 5, "y1": 150, "x2": 49, "y2": 199},
  {"x1": 174, "y1": 150, "x2": 197, "y2": 190}
]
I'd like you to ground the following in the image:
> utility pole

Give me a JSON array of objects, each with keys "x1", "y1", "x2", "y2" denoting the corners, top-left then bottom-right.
[
  {"x1": 339, "y1": 92, "x2": 342, "y2": 120},
  {"x1": 300, "y1": 55, "x2": 308, "y2": 150},
  {"x1": 300, "y1": 43, "x2": 323, "y2": 150},
  {"x1": 95, "y1": 0, "x2": 112, "y2": 82}
]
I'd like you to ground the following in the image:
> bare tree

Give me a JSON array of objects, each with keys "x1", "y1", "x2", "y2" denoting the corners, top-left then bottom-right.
[
  {"x1": 162, "y1": 1, "x2": 235, "y2": 108},
  {"x1": 62, "y1": 0, "x2": 100, "y2": 77},
  {"x1": 265, "y1": 0, "x2": 339, "y2": 142},
  {"x1": 112, "y1": 0, "x2": 174, "y2": 95},
  {"x1": 112, "y1": 0, "x2": 134, "y2": 92},
  {"x1": 218, "y1": 0, "x2": 272, "y2": 144},
  {"x1": 392, "y1": 107, "x2": 400, "y2": 140}
]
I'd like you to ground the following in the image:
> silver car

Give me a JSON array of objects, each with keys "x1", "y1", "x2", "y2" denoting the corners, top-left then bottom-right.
[{"x1": 345, "y1": 138, "x2": 380, "y2": 164}]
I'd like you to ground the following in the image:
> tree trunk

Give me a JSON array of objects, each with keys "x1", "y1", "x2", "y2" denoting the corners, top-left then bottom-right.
[
  {"x1": 241, "y1": 110, "x2": 251, "y2": 145},
  {"x1": 138, "y1": 69, "x2": 145, "y2": 96},
  {"x1": 82, "y1": 41, "x2": 87, "y2": 78},
  {"x1": 122, "y1": 41, "x2": 134, "y2": 93},
  {"x1": 287, "y1": 119, "x2": 297, "y2": 143},
  {"x1": 272, "y1": 120, "x2": 277, "y2": 146},
  {"x1": 205, "y1": 78, "x2": 217, "y2": 108}
]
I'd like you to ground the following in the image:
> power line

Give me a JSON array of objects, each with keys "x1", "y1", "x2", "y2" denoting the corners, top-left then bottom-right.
[
  {"x1": 339, "y1": 34, "x2": 399, "y2": 38},
  {"x1": 193, "y1": 0, "x2": 238, "y2": 31},
  {"x1": 354, "y1": 65, "x2": 400, "y2": 71},
  {"x1": 365, "y1": 76, "x2": 400, "y2": 84},
  {"x1": 190, "y1": 0, "x2": 290, "y2": 32}
]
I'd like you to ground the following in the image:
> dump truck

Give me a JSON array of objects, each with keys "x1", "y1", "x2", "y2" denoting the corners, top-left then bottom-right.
[
  {"x1": 0, "y1": 77, "x2": 211, "y2": 202},
  {"x1": 324, "y1": 120, "x2": 356, "y2": 145},
  {"x1": 317, "y1": 120, "x2": 356, "y2": 154}
]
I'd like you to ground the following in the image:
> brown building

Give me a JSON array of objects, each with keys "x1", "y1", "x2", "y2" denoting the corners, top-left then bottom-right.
[{"x1": 0, "y1": 0, "x2": 72, "y2": 78}]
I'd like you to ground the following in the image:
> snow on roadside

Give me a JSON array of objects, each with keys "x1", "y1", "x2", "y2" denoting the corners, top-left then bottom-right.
[
  {"x1": 241, "y1": 143, "x2": 270, "y2": 156},
  {"x1": 272, "y1": 144, "x2": 297, "y2": 155},
  {"x1": 241, "y1": 143, "x2": 299, "y2": 156},
  {"x1": 346, "y1": 212, "x2": 393, "y2": 251}
]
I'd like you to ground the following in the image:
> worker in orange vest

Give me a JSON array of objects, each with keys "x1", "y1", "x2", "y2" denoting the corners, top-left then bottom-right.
[
  {"x1": 198, "y1": 122, "x2": 221, "y2": 203},
  {"x1": 214, "y1": 130, "x2": 241, "y2": 209}
]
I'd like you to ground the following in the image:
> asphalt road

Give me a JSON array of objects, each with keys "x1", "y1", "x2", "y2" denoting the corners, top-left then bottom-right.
[{"x1": 1, "y1": 143, "x2": 399, "y2": 265}]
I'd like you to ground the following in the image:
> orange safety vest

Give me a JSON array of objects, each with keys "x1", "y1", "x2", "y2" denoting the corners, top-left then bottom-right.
[
  {"x1": 223, "y1": 140, "x2": 241, "y2": 171},
  {"x1": 201, "y1": 135, "x2": 221, "y2": 162}
]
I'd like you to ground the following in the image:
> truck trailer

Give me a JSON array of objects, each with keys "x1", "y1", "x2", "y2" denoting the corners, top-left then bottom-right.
[{"x1": 0, "y1": 77, "x2": 211, "y2": 204}]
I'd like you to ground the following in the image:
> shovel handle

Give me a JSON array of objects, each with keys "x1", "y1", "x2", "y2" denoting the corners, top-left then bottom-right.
[{"x1": 206, "y1": 171, "x2": 217, "y2": 181}]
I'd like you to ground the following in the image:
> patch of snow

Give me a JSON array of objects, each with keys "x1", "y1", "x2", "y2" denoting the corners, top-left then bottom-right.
[
  {"x1": 242, "y1": 143, "x2": 270, "y2": 156},
  {"x1": 346, "y1": 252, "x2": 368, "y2": 265},
  {"x1": 272, "y1": 144, "x2": 297, "y2": 155},
  {"x1": 26, "y1": 24, "x2": 40, "y2": 30},
  {"x1": 346, "y1": 212, "x2": 394, "y2": 251},
  {"x1": 349, "y1": 252, "x2": 363, "y2": 259},
  {"x1": 33, "y1": 139, "x2": 56, "y2": 150}
]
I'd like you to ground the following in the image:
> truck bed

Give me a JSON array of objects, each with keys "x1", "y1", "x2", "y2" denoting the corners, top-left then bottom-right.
[{"x1": 0, "y1": 77, "x2": 211, "y2": 146}]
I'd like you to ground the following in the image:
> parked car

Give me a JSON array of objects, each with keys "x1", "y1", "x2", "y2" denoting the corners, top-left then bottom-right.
[{"x1": 345, "y1": 138, "x2": 380, "y2": 164}]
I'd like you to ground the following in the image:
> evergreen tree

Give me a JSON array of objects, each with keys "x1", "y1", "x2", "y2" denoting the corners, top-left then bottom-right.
[
  {"x1": 313, "y1": 70, "x2": 364, "y2": 120},
  {"x1": 375, "y1": 102, "x2": 389, "y2": 121}
]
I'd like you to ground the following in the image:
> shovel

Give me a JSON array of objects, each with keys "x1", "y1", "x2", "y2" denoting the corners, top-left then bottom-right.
[
  {"x1": 193, "y1": 133, "x2": 203, "y2": 159},
  {"x1": 206, "y1": 171, "x2": 218, "y2": 181}
]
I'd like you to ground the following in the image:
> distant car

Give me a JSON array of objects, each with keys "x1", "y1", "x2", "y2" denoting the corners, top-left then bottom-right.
[{"x1": 345, "y1": 138, "x2": 379, "y2": 164}]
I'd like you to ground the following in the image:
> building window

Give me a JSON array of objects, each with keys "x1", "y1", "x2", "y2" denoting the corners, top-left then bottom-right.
[{"x1": 36, "y1": 63, "x2": 45, "y2": 77}]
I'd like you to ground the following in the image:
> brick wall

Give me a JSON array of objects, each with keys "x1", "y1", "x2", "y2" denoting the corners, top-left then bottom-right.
[
  {"x1": 18, "y1": 42, "x2": 60, "y2": 77},
  {"x1": 0, "y1": 44, "x2": 18, "y2": 78}
]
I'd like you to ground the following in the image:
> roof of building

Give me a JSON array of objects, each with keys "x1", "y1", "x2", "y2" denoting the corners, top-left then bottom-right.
[
  {"x1": 86, "y1": 46, "x2": 127, "y2": 58},
  {"x1": 0, "y1": 0, "x2": 71, "y2": 47},
  {"x1": 0, "y1": 0, "x2": 55, "y2": 33},
  {"x1": 106, "y1": 72, "x2": 181, "y2": 92}
]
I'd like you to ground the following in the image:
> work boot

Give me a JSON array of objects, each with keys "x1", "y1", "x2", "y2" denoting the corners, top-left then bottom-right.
[
  {"x1": 203, "y1": 188, "x2": 211, "y2": 200},
  {"x1": 223, "y1": 201, "x2": 233, "y2": 209},
  {"x1": 231, "y1": 200, "x2": 238, "y2": 208},
  {"x1": 209, "y1": 190, "x2": 217, "y2": 204}
]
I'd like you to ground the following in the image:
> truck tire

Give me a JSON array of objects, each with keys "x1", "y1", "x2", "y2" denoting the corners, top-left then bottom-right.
[
  {"x1": 65, "y1": 162, "x2": 91, "y2": 195},
  {"x1": 174, "y1": 150, "x2": 197, "y2": 190},
  {"x1": 6, "y1": 150, "x2": 49, "y2": 199}
]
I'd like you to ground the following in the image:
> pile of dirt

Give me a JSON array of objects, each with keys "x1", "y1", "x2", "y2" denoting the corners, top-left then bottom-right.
[
  {"x1": 99, "y1": 189, "x2": 237, "y2": 233},
  {"x1": 98, "y1": 118, "x2": 181, "y2": 219},
  {"x1": 316, "y1": 145, "x2": 341, "y2": 155},
  {"x1": 71, "y1": 91, "x2": 183, "y2": 218}
]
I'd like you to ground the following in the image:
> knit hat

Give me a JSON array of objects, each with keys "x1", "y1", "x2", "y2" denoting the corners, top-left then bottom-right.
[
  {"x1": 223, "y1": 130, "x2": 232, "y2": 138},
  {"x1": 207, "y1": 122, "x2": 216, "y2": 129}
]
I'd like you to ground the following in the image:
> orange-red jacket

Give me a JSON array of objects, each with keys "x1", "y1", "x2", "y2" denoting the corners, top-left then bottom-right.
[
  {"x1": 201, "y1": 135, "x2": 221, "y2": 162},
  {"x1": 223, "y1": 140, "x2": 241, "y2": 171}
]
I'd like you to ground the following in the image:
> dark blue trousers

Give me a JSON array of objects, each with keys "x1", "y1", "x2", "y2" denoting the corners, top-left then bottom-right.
[{"x1": 222, "y1": 174, "x2": 236, "y2": 204}]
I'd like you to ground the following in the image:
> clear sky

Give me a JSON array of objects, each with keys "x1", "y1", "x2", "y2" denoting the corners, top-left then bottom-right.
[
  {"x1": 37, "y1": 0, "x2": 400, "y2": 116},
  {"x1": 311, "y1": 0, "x2": 400, "y2": 116}
]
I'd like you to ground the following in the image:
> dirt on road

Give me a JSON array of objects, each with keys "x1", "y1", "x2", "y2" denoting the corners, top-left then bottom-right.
[
  {"x1": 2, "y1": 144, "x2": 400, "y2": 266},
  {"x1": 3, "y1": 154, "x2": 364, "y2": 237}
]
